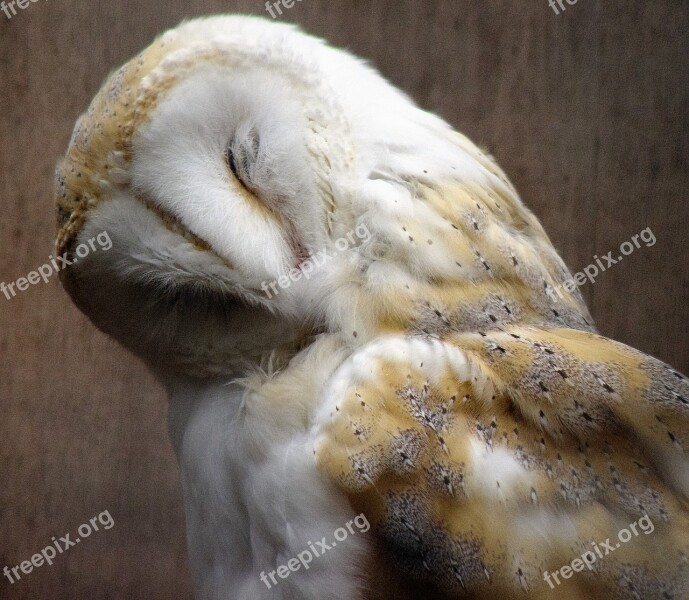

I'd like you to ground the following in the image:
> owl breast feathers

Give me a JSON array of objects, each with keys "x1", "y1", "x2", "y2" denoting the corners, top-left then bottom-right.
[{"x1": 54, "y1": 15, "x2": 689, "y2": 600}]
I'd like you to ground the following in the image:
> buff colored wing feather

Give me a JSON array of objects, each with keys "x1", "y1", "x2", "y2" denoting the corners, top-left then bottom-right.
[
  {"x1": 316, "y1": 172, "x2": 689, "y2": 599},
  {"x1": 315, "y1": 331, "x2": 689, "y2": 599}
]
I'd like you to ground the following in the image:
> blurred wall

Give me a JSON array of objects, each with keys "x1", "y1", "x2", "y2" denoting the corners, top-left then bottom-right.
[{"x1": 1, "y1": 1, "x2": 687, "y2": 598}]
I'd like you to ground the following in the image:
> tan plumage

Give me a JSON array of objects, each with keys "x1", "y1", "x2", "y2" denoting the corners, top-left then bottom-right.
[
  {"x1": 317, "y1": 328, "x2": 689, "y2": 598},
  {"x1": 54, "y1": 15, "x2": 689, "y2": 600},
  {"x1": 310, "y1": 170, "x2": 689, "y2": 599}
]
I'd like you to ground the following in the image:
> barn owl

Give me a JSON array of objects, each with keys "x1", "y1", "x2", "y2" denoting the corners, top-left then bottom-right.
[{"x1": 54, "y1": 15, "x2": 689, "y2": 600}]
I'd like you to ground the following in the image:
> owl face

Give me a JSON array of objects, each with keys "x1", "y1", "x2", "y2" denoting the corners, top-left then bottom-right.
[
  {"x1": 54, "y1": 17, "x2": 385, "y2": 374},
  {"x1": 55, "y1": 16, "x2": 572, "y2": 377},
  {"x1": 129, "y1": 69, "x2": 327, "y2": 295}
]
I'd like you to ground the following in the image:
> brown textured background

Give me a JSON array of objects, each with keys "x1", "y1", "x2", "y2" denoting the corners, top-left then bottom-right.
[{"x1": 0, "y1": 1, "x2": 687, "y2": 598}]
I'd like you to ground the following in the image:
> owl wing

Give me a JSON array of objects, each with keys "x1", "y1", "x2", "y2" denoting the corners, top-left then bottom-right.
[{"x1": 314, "y1": 329, "x2": 689, "y2": 599}]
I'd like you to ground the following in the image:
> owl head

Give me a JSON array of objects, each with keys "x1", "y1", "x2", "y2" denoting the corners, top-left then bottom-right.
[{"x1": 55, "y1": 15, "x2": 584, "y2": 379}]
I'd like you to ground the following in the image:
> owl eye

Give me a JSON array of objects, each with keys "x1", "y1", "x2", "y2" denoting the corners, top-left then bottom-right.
[
  {"x1": 225, "y1": 146, "x2": 241, "y2": 180},
  {"x1": 225, "y1": 129, "x2": 260, "y2": 191}
]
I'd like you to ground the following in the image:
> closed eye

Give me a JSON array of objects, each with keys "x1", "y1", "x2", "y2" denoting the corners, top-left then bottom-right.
[
  {"x1": 225, "y1": 146, "x2": 241, "y2": 180},
  {"x1": 225, "y1": 129, "x2": 260, "y2": 192}
]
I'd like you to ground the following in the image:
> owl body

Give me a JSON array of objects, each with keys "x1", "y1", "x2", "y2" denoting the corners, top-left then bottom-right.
[{"x1": 55, "y1": 15, "x2": 689, "y2": 600}]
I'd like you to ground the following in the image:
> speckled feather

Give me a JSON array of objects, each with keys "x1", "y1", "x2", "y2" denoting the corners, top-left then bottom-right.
[
  {"x1": 54, "y1": 16, "x2": 689, "y2": 600},
  {"x1": 313, "y1": 171, "x2": 689, "y2": 598}
]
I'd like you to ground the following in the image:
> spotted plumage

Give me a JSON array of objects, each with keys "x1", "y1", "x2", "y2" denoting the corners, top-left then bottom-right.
[{"x1": 54, "y1": 15, "x2": 688, "y2": 600}]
